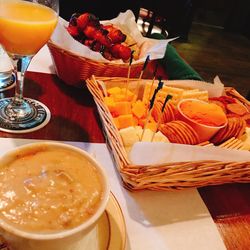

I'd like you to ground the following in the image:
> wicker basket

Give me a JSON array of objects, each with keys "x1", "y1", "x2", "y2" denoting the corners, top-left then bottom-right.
[
  {"x1": 47, "y1": 40, "x2": 143, "y2": 88},
  {"x1": 86, "y1": 76, "x2": 250, "y2": 191}
]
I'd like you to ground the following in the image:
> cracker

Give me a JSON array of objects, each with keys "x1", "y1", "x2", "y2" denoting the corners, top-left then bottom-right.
[
  {"x1": 211, "y1": 117, "x2": 240, "y2": 144},
  {"x1": 174, "y1": 120, "x2": 199, "y2": 145},
  {"x1": 235, "y1": 118, "x2": 246, "y2": 138},
  {"x1": 159, "y1": 124, "x2": 176, "y2": 143},
  {"x1": 211, "y1": 122, "x2": 229, "y2": 144},
  {"x1": 169, "y1": 122, "x2": 189, "y2": 144},
  {"x1": 151, "y1": 101, "x2": 162, "y2": 122},
  {"x1": 166, "y1": 103, "x2": 176, "y2": 122}
]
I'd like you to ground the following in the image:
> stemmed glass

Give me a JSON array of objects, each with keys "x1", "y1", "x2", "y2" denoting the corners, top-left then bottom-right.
[{"x1": 0, "y1": 0, "x2": 59, "y2": 133}]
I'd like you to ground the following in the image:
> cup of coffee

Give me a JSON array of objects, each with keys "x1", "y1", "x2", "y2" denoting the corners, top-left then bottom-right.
[{"x1": 0, "y1": 142, "x2": 110, "y2": 250}]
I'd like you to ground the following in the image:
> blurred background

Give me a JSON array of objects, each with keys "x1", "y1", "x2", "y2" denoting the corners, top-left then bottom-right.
[
  {"x1": 137, "y1": 0, "x2": 250, "y2": 99},
  {"x1": 60, "y1": 0, "x2": 250, "y2": 99}
]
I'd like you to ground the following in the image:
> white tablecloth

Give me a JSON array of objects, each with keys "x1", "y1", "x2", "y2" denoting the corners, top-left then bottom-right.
[{"x1": 24, "y1": 45, "x2": 226, "y2": 250}]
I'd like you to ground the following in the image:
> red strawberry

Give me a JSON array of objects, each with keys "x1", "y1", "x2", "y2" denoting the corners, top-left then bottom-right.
[
  {"x1": 92, "y1": 41, "x2": 103, "y2": 52},
  {"x1": 84, "y1": 39, "x2": 94, "y2": 48},
  {"x1": 77, "y1": 13, "x2": 99, "y2": 31},
  {"x1": 110, "y1": 44, "x2": 120, "y2": 58},
  {"x1": 87, "y1": 14, "x2": 100, "y2": 27},
  {"x1": 83, "y1": 25, "x2": 96, "y2": 39},
  {"x1": 103, "y1": 24, "x2": 113, "y2": 31},
  {"x1": 119, "y1": 45, "x2": 131, "y2": 61},
  {"x1": 101, "y1": 48, "x2": 113, "y2": 60},
  {"x1": 83, "y1": 27, "x2": 112, "y2": 48},
  {"x1": 95, "y1": 30, "x2": 112, "y2": 47},
  {"x1": 69, "y1": 13, "x2": 80, "y2": 27},
  {"x1": 110, "y1": 44, "x2": 131, "y2": 61},
  {"x1": 67, "y1": 25, "x2": 79, "y2": 37},
  {"x1": 103, "y1": 24, "x2": 126, "y2": 43},
  {"x1": 84, "y1": 40, "x2": 103, "y2": 52},
  {"x1": 77, "y1": 13, "x2": 90, "y2": 30},
  {"x1": 108, "y1": 29, "x2": 126, "y2": 44}
]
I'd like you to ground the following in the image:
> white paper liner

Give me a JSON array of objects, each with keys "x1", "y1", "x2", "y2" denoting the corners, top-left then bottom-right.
[
  {"x1": 129, "y1": 142, "x2": 250, "y2": 165},
  {"x1": 51, "y1": 10, "x2": 172, "y2": 64}
]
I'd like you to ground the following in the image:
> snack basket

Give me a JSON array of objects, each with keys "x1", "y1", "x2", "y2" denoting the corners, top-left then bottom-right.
[
  {"x1": 86, "y1": 76, "x2": 250, "y2": 191},
  {"x1": 47, "y1": 40, "x2": 143, "y2": 87},
  {"x1": 47, "y1": 11, "x2": 170, "y2": 87}
]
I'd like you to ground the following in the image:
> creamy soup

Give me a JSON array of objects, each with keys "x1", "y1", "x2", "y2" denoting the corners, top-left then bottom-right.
[{"x1": 0, "y1": 145, "x2": 104, "y2": 233}]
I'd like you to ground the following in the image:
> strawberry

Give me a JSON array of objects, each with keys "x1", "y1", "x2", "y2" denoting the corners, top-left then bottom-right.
[
  {"x1": 92, "y1": 41, "x2": 104, "y2": 52},
  {"x1": 103, "y1": 24, "x2": 126, "y2": 43},
  {"x1": 83, "y1": 25, "x2": 96, "y2": 39},
  {"x1": 83, "y1": 26, "x2": 112, "y2": 48},
  {"x1": 110, "y1": 44, "x2": 120, "y2": 58},
  {"x1": 66, "y1": 25, "x2": 79, "y2": 37},
  {"x1": 108, "y1": 29, "x2": 126, "y2": 44},
  {"x1": 77, "y1": 13, "x2": 91, "y2": 30},
  {"x1": 102, "y1": 24, "x2": 113, "y2": 31},
  {"x1": 110, "y1": 44, "x2": 131, "y2": 61},
  {"x1": 95, "y1": 30, "x2": 112, "y2": 47},
  {"x1": 87, "y1": 14, "x2": 100, "y2": 27},
  {"x1": 101, "y1": 48, "x2": 113, "y2": 61},
  {"x1": 119, "y1": 45, "x2": 131, "y2": 61},
  {"x1": 69, "y1": 13, "x2": 80, "y2": 27},
  {"x1": 84, "y1": 39, "x2": 94, "y2": 47},
  {"x1": 84, "y1": 40, "x2": 103, "y2": 52},
  {"x1": 77, "y1": 13, "x2": 99, "y2": 31}
]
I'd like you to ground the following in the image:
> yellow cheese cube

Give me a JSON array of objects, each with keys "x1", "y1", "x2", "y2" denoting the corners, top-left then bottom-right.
[
  {"x1": 113, "y1": 101, "x2": 131, "y2": 116},
  {"x1": 117, "y1": 114, "x2": 134, "y2": 129}
]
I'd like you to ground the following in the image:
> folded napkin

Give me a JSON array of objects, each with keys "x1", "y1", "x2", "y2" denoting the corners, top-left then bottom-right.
[{"x1": 150, "y1": 33, "x2": 203, "y2": 81}]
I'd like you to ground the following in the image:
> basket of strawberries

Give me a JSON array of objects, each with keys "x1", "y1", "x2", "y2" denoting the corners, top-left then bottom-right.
[{"x1": 47, "y1": 10, "x2": 169, "y2": 87}]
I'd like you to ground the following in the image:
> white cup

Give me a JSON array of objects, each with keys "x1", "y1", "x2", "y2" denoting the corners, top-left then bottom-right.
[{"x1": 0, "y1": 142, "x2": 110, "y2": 250}]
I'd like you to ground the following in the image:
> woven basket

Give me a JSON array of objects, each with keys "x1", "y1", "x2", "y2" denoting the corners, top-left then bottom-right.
[
  {"x1": 47, "y1": 40, "x2": 143, "y2": 87},
  {"x1": 86, "y1": 76, "x2": 250, "y2": 191}
]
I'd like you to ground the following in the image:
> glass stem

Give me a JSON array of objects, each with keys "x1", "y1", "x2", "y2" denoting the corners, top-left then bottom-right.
[{"x1": 11, "y1": 55, "x2": 33, "y2": 105}]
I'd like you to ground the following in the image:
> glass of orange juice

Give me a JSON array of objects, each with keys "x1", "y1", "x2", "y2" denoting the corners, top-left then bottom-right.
[{"x1": 0, "y1": 0, "x2": 58, "y2": 133}]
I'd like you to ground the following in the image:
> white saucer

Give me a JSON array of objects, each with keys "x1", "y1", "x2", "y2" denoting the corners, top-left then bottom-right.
[{"x1": 73, "y1": 192, "x2": 126, "y2": 250}]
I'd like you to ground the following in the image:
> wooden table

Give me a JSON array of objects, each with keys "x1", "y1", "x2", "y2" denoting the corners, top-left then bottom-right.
[{"x1": 1, "y1": 71, "x2": 249, "y2": 249}]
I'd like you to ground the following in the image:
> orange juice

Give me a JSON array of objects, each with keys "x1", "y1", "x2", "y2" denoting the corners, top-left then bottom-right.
[{"x1": 0, "y1": 0, "x2": 58, "y2": 56}]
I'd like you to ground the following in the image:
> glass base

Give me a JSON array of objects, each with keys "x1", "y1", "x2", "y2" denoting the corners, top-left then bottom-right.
[
  {"x1": 0, "y1": 98, "x2": 50, "y2": 133},
  {"x1": 0, "y1": 73, "x2": 15, "y2": 92}
]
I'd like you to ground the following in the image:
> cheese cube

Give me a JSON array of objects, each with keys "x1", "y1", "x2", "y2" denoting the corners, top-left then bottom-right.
[{"x1": 119, "y1": 126, "x2": 139, "y2": 146}]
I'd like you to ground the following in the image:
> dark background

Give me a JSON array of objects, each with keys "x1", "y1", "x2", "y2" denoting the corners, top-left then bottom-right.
[
  {"x1": 59, "y1": 0, "x2": 250, "y2": 98},
  {"x1": 59, "y1": 0, "x2": 250, "y2": 40}
]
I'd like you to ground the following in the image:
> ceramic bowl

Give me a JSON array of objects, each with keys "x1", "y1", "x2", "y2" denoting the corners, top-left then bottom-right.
[
  {"x1": 177, "y1": 99, "x2": 227, "y2": 142},
  {"x1": 0, "y1": 142, "x2": 110, "y2": 250}
]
